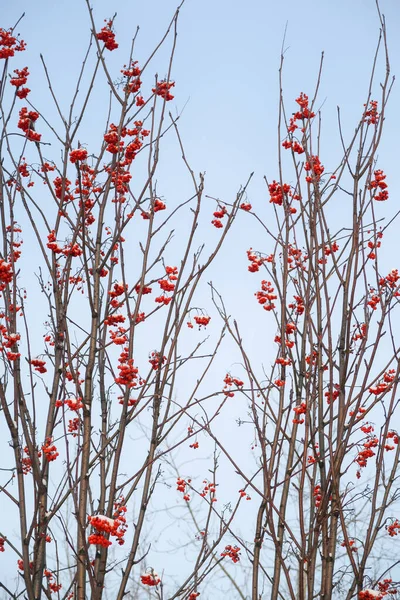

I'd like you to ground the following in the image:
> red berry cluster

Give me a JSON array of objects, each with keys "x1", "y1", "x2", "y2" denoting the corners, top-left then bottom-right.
[
  {"x1": 30, "y1": 358, "x2": 47, "y2": 373},
  {"x1": 293, "y1": 402, "x2": 307, "y2": 425},
  {"x1": 212, "y1": 205, "x2": 227, "y2": 228},
  {"x1": 246, "y1": 248, "x2": 273, "y2": 272},
  {"x1": 88, "y1": 500, "x2": 127, "y2": 548},
  {"x1": 115, "y1": 348, "x2": 139, "y2": 388},
  {"x1": 239, "y1": 489, "x2": 251, "y2": 500},
  {"x1": 152, "y1": 80, "x2": 175, "y2": 101},
  {"x1": 65, "y1": 396, "x2": 84, "y2": 411},
  {"x1": 177, "y1": 477, "x2": 191, "y2": 501},
  {"x1": 369, "y1": 169, "x2": 388, "y2": 202},
  {"x1": 69, "y1": 148, "x2": 88, "y2": 163},
  {"x1": 355, "y1": 436, "x2": 379, "y2": 477},
  {"x1": 0, "y1": 258, "x2": 14, "y2": 292},
  {"x1": 44, "y1": 569, "x2": 62, "y2": 593},
  {"x1": 141, "y1": 571, "x2": 161, "y2": 586},
  {"x1": 121, "y1": 60, "x2": 142, "y2": 95},
  {"x1": 305, "y1": 155, "x2": 324, "y2": 183},
  {"x1": 220, "y1": 544, "x2": 241, "y2": 563},
  {"x1": 0, "y1": 28, "x2": 26, "y2": 59},
  {"x1": 364, "y1": 100, "x2": 379, "y2": 125},
  {"x1": 386, "y1": 519, "x2": 400, "y2": 537},
  {"x1": 358, "y1": 590, "x2": 383, "y2": 599},
  {"x1": 255, "y1": 280, "x2": 277, "y2": 312},
  {"x1": 268, "y1": 180, "x2": 292, "y2": 207},
  {"x1": 103, "y1": 122, "x2": 149, "y2": 161},
  {"x1": 68, "y1": 417, "x2": 80, "y2": 436},
  {"x1": 369, "y1": 369, "x2": 395, "y2": 396},
  {"x1": 379, "y1": 268, "x2": 400, "y2": 291},
  {"x1": 223, "y1": 374, "x2": 244, "y2": 397},
  {"x1": 155, "y1": 266, "x2": 178, "y2": 305},
  {"x1": 96, "y1": 20, "x2": 118, "y2": 51},
  {"x1": 17, "y1": 107, "x2": 41, "y2": 142},
  {"x1": 341, "y1": 538, "x2": 358, "y2": 552},
  {"x1": 42, "y1": 438, "x2": 59, "y2": 462},
  {"x1": 149, "y1": 351, "x2": 166, "y2": 371},
  {"x1": 193, "y1": 315, "x2": 211, "y2": 328},
  {"x1": 200, "y1": 479, "x2": 217, "y2": 502},
  {"x1": 288, "y1": 295, "x2": 305, "y2": 315},
  {"x1": 10, "y1": 66, "x2": 30, "y2": 99}
]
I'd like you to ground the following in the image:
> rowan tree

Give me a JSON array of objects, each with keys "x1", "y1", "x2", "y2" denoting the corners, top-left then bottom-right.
[{"x1": 0, "y1": 2, "x2": 399, "y2": 600}]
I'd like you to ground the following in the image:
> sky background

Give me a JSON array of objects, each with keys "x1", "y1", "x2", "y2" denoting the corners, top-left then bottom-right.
[
  {"x1": 4, "y1": 0, "x2": 400, "y2": 196},
  {"x1": 4, "y1": 0, "x2": 400, "y2": 295},
  {"x1": 2, "y1": 0, "x2": 400, "y2": 594}
]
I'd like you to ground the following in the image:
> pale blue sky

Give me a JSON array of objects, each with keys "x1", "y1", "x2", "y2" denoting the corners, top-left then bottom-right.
[
  {"x1": 4, "y1": 0, "x2": 400, "y2": 222},
  {"x1": 2, "y1": 0, "x2": 400, "y2": 594},
  {"x1": 4, "y1": 0, "x2": 400, "y2": 197}
]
